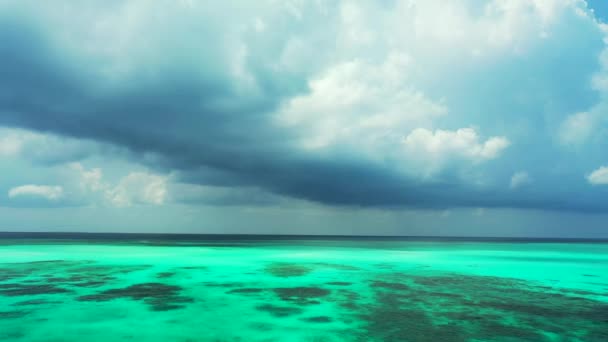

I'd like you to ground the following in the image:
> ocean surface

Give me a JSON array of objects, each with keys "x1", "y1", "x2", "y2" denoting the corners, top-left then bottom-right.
[{"x1": 0, "y1": 233, "x2": 607, "y2": 342}]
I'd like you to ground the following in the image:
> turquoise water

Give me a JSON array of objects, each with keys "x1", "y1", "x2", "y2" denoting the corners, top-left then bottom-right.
[{"x1": 0, "y1": 238, "x2": 607, "y2": 341}]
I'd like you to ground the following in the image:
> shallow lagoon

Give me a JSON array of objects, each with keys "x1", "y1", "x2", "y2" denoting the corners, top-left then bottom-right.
[{"x1": 0, "y1": 237, "x2": 607, "y2": 341}]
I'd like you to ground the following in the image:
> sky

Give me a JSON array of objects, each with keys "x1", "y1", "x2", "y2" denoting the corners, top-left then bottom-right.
[{"x1": 1, "y1": 0, "x2": 608, "y2": 237}]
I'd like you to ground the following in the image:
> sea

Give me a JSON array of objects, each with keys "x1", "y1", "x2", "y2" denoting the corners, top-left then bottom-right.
[{"x1": 0, "y1": 233, "x2": 607, "y2": 341}]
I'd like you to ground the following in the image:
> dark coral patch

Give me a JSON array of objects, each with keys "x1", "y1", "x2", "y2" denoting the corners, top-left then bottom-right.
[
  {"x1": 0, "y1": 310, "x2": 29, "y2": 320},
  {"x1": 314, "y1": 263, "x2": 360, "y2": 271},
  {"x1": 302, "y1": 316, "x2": 332, "y2": 323},
  {"x1": 332, "y1": 289, "x2": 360, "y2": 310},
  {"x1": 249, "y1": 322, "x2": 274, "y2": 331},
  {"x1": 45, "y1": 276, "x2": 82, "y2": 283},
  {"x1": 70, "y1": 264, "x2": 150, "y2": 275},
  {"x1": 147, "y1": 302, "x2": 188, "y2": 312},
  {"x1": 19, "y1": 260, "x2": 66, "y2": 265},
  {"x1": 264, "y1": 263, "x2": 312, "y2": 277},
  {"x1": 156, "y1": 272, "x2": 176, "y2": 279},
  {"x1": 370, "y1": 281, "x2": 409, "y2": 291},
  {"x1": 473, "y1": 321, "x2": 548, "y2": 341},
  {"x1": 179, "y1": 266, "x2": 208, "y2": 270},
  {"x1": 0, "y1": 260, "x2": 91, "y2": 282},
  {"x1": 11, "y1": 299, "x2": 59, "y2": 306},
  {"x1": 202, "y1": 282, "x2": 245, "y2": 288},
  {"x1": 43, "y1": 274, "x2": 114, "y2": 288},
  {"x1": 340, "y1": 302, "x2": 359, "y2": 310},
  {"x1": 0, "y1": 284, "x2": 72, "y2": 296},
  {"x1": 72, "y1": 281, "x2": 107, "y2": 288},
  {"x1": 0, "y1": 263, "x2": 153, "y2": 292},
  {"x1": 227, "y1": 288, "x2": 265, "y2": 295},
  {"x1": 77, "y1": 283, "x2": 181, "y2": 301},
  {"x1": 358, "y1": 291, "x2": 466, "y2": 342},
  {"x1": 326, "y1": 282, "x2": 352, "y2": 286},
  {"x1": 356, "y1": 273, "x2": 608, "y2": 341},
  {"x1": 77, "y1": 282, "x2": 192, "y2": 311},
  {"x1": 273, "y1": 287, "x2": 330, "y2": 305},
  {"x1": 255, "y1": 304, "x2": 302, "y2": 317},
  {"x1": 0, "y1": 331, "x2": 25, "y2": 340},
  {"x1": 0, "y1": 272, "x2": 21, "y2": 283},
  {"x1": 558, "y1": 288, "x2": 604, "y2": 297},
  {"x1": 373, "y1": 263, "x2": 395, "y2": 270}
]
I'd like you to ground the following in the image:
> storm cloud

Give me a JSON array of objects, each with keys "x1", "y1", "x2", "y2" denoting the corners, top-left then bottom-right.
[{"x1": 1, "y1": 0, "x2": 608, "y2": 216}]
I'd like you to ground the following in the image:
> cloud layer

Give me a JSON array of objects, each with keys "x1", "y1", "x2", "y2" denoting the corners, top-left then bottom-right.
[
  {"x1": 8, "y1": 185, "x2": 63, "y2": 200},
  {"x1": 588, "y1": 166, "x2": 608, "y2": 185},
  {"x1": 1, "y1": 0, "x2": 608, "y2": 217}
]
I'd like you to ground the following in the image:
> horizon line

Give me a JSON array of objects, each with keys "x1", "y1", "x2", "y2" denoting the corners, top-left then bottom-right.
[{"x1": 1, "y1": 231, "x2": 607, "y2": 242}]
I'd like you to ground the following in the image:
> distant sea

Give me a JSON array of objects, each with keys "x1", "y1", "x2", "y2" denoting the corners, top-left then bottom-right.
[{"x1": 0, "y1": 233, "x2": 606, "y2": 341}]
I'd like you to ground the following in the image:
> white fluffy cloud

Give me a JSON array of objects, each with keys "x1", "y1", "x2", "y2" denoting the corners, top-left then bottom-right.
[
  {"x1": 66, "y1": 162, "x2": 168, "y2": 207},
  {"x1": 587, "y1": 166, "x2": 608, "y2": 185},
  {"x1": 557, "y1": 19, "x2": 608, "y2": 147},
  {"x1": 558, "y1": 111, "x2": 595, "y2": 145},
  {"x1": 277, "y1": 55, "x2": 446, "y2": 152},
  {"x1": 402, "y1": 127, "x2": 510, "y2": 176},
  {"x1": 69, "y1": 163, "x2": 105, "y2": 193},
  {"x1": 274, "y1": 0, "x2": 582, "y2": 177},
  {"x1": 0, "y1": 133, "x2": 22, "y2": 156},
  {"x1": 106, "y1": 172, "x2": 168, "y2": 207},
  {"x1": 8, "y1": 185, "x2": 64, "y2": 200},
  {"x1": 275, "y1": 54, "x2": 510, "y2": 177},
  {"x1": 510, "y1": 171, "x2": 531, "y2": 189}
]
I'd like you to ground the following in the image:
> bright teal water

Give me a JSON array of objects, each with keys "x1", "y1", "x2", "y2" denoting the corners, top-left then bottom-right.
[{"x1": 0, "y1": 239, "x2": 607, "y2": 341}]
